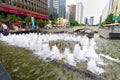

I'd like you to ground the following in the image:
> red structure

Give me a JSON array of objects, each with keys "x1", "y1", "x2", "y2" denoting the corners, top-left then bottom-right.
[{"x1": 0, "y1": 0, "x2": 48, "y2": 20}]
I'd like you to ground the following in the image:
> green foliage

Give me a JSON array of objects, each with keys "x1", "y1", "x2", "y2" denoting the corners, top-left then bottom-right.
[
  {"x1": 78, "y1": 24, "x2": 85, "y2": 26},
  {"x1": 25, "y1": 15, "x2": 32, "y2": 24},
  {"x1": 70, "y1": 20, "x2": 79, "y2": 26},
  {"x1": 50, "y1": 14, "x2": 54, "y2": 20},
  {"x1": 105, "y1": 14, "x2": 115, "y2": 24},
  {"x1": 7, "y1": 15, "x2": 16, "y2": 23},
  {"x1": 15, "y1": 17, "x2": 21, "y2": 22},
  {"x1": 0, "y1": 15, "x2": 2, "y2": 22},
  {"x1": 45, "y1": 20, "x2": 49, "y2": 24},
  {"x1": 7, "y1": 15, "x2": 21, "y2": 23},
  {"x1": 35, "y1": 19, "x2": 39, "y2": 25},
  {"x1": 51, "y1": 20, "x2": 56, "y2": 25},
  {"x1": 99, "y1": 22, "x2": 106, "y2": 26}
]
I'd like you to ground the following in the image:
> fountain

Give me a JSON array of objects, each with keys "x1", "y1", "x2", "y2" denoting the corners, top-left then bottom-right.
[{"x1": 0, "y1": 33, "x2": 106, "y2": 75}]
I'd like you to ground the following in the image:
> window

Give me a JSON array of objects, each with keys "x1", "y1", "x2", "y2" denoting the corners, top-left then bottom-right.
[{"x1": 1, "y1": 0, "x2": 5, "y2": 3}]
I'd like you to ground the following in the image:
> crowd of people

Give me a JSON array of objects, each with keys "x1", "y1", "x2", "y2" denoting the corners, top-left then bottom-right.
[
  {"x1": 0, "y1": 22, "x2": 39, "y2": 33},
  {"x1": 0, "y1": 23, "x2": 8, "y2": 33}
]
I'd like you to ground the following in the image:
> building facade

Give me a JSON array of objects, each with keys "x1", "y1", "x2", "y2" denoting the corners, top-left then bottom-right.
[
  {"x1": 56, "y1": 17, "x2": 68, "y2": 26},
  {"x1": 115, "y1": 0, "x2": 120, "y2": 16},
  {"x1": 67, "y1": 5, "x2": 76, "y2": 22},
  {"x1": 111, "y1": 0, "x2": 119, "y2": 16},
  {"x1": 75, "y1": 2, "x2": 84, "y2": 24},
  {"x1": 88, "y1": 16, "x2": 94, "y2": 25},
  {"x1": 0, "y1": 0, "x2": 48, "y2": 20},
  {"x1": 84, "y1": 17, "x2": 88, "y2": 25},
  {"x1": 48, "y1": 0, "x2": 66, "y2": 19},
  {"x1": 101, "y1": 4, "x2": 109, "y2": 22}
]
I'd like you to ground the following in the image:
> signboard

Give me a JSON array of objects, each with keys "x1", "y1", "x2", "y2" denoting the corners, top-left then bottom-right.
[
  {"x1": 31, "y1": 17, "x2": 35, "y2": 27},
  {"x1": 113, "y1": 16, "x2": 120, "y2": 21},
  {"x1": 0, "y1": 63, "x2": 12, "y2": 80}
]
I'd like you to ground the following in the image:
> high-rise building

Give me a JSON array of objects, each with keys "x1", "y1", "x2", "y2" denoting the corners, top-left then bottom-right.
[
  {"x1": 108, "y1": 0, "x2": 113, "y2": 14},
  {"x1": 84, "y1": 17, "x2": 88, "y2": 25},
  {"x1": 48, "y1": 0, "x2": 54, "y2": 18},
  {"x1": 114, "y1": 0, "x2": 120, "y2": 16},
  {"x1": 88, "y1": 16, "x2": 94, "y2": 25},
  {"x1": 111, "y1": 0, "x2": 119, "y2": 15},
  {"x1": 48, "y1": 0, "x2": 66, "y2": 18},
  {"x1": 101, "y1": 4, "x2": 110, "y2": 22},
  {"x1": 0, "y1": 0, "x2": 48, "y2": 20},
  {"x1": 59, "y1": 0, "x2": 66, "y2": 18},
  {"x1": 68, "y1": 5, "x2": 76, "y2": 22},
  {"x1": 75, "y1": 2, "x2": 84, "y2": 24},
  {"x1": 99, "y1": 16, "x2": 102, "y2": 24},
  {"x1": 101, "y1": 0, "x2": 114, "y2": 22}
]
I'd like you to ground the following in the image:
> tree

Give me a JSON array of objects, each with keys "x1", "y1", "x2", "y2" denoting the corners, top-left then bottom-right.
[
  {"x1": 35, "y1": 19, "x2": 39, "y2": 25},
  {"x1": 7, "y1": 15, "x2": 16, "y2": 23},
  {"x1": 70, "y1": 20, "x2": 79, "y2": 26},
  {"x1": 7, "y1": 15, "x2": 21, "y2": 23},
  {"x1": 51, "y1": 20, "x2": 56, "y2": 25},
  {"x1": 0, "y1": 15, "x2": 2, "y2": 22},
  {"x1": 25, "y1": 15, "x2": 32, "y2": 24},
  {"x1": 105, "y1": 14, "x2": 114, "y2": 24},
  {"x1": 15, "y1": 17, "x2": 21, "y2": 22},
  {"x1": 50, "y1": 14, "x2": 54, "y2": 20}
]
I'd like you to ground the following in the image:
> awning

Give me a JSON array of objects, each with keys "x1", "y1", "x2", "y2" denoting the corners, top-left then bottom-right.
[{"x1": 0, "y1": 5, "x2": 48, "y2": 20}]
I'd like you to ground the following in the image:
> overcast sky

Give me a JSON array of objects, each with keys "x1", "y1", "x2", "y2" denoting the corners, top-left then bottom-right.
[{"x1": 66, "y1": 0, "x2": 110, "y2": 24}]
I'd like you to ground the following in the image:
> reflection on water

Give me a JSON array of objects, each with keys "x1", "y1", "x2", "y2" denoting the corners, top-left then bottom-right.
[{"x1": 95, "y1": 34, "x2": 120, "y2": 80}]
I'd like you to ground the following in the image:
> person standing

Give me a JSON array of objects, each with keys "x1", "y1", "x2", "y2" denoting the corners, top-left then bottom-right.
[
  {"x1": 0, "y1": 23, "x2": 3, "y2": 32},
  {"x1": 2, "y1": 23, "x2": 8, "y2": 33}
]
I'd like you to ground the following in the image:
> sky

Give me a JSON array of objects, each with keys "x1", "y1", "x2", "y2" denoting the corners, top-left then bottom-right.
[{"x1": 66, "y1": 0, "x2": 110, "y2": 24}]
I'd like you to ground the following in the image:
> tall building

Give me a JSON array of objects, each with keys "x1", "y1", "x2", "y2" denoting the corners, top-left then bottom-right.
[
  {"x1": 108, "y1": 0, "x2": 113, "y2": 14},
  {"x1": 59, "y1": 0, "x2": 66, "y2": 18},
  {"x1": 88, "y1": 16, "x2": 94, "y2": 25},
  {"x1": 68, "y1": 5, "x2": 76, "y2": 22},
  {"x1": 48, "y1": 0, "x2": 66, "y2": 18},
  {"x1": 111, "y1": 0, "x2": 119, "y2": 15},
  {"x1": 75, "y1": 2, "x2": 84, "y2": 24},
  {"x1": 101, "y1": 0, "x2": 113, "y2": 22},
  {"x1": 48, "y1": 0, "x2": 54, "y2": 18},
  {"x1": 101, "y1": 4, "x2": 110, "y2": 22},
  {"x1": 99, "y1": 16, "x2": 102, "y2": 24},
  {"x1": 114, "y1": 0, "x2": 120, "y2": 16},
  {"x1": 0, "y1": 0, "x2": 48, "y2": 20},
  {"x1": 84, "y1": 17, "x2": 88, "y2": 25}
]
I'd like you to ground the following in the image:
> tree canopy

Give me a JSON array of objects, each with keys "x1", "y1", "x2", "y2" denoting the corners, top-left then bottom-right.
[
  {"x1": 0, "y1": 15, "x2": 2, "y2": 22},
  {"x1": 105, "y1": 14, "x2": 114, "y2": 24},
  {"x1": 25, "y1": 15, "x2": 32, "y2": 24},
  {"x1": 70, "y1": 20, "x2": 79, "y2": 26},
  {"x1": 7, "y1": 15, "x2": 21, "y2": 23}
]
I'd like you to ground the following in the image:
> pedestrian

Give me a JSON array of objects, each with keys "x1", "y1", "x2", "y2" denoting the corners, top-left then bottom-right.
[
  {"x1": 2, "y1": 23, "x2": 8, "y2": 33},
  {"x1": 0, "y1": 23, "x2": 3, "y2": 32}
]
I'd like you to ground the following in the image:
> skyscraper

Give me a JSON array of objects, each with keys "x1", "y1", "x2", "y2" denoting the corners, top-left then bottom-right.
[
  {"x1": 59, "y1": 0, "x2": 66, "y2": 18},
  {"x1": 68, "y1": 5, "x2": 76, "y2": 22},
  {"x1": 84, "y1": 17, "x2": 88, "y2": 25},
  {"x1": 48, "y1": 0, "x2": 66, "y2": 18},
  {"x1": 75, "y1": 2, "x2": 84, "y2": 24},
  {"x1": 88, "y1": 16, "x2": 94, "y2": 25}
]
